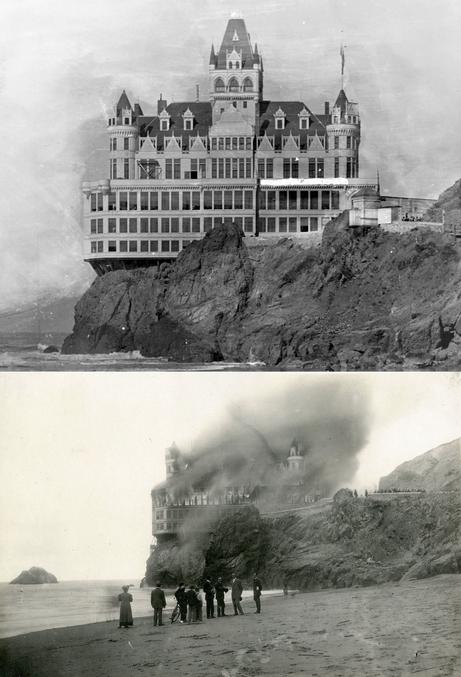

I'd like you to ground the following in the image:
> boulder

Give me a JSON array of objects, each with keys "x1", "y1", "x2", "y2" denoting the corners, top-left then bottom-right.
[{"x1": 10, "y1": 567, "x2": 58, "y2": 584}]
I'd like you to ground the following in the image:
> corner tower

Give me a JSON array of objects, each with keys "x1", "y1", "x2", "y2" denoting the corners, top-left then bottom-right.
[
  {"x1": 209, "y1": 16, "x2": 263, "y2": 125},
  {"x1": 326, "y1": 89, "x2": 361, "y2": 178}
]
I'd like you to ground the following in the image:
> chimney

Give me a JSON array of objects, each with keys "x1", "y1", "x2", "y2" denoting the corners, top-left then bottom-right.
[
  {"x1": 157, "y1": 93, "x2": 167, "y2": 114},
  {"x1": 324, "y1": 101, "x2": 330, "y2": 116}
]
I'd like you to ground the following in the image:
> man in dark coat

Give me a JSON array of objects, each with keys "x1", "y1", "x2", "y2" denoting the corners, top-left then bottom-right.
[
  {"x1": 231, "y1": 572, "x2": 244, "y2": 615},
  {"x1": 215, "y1": 577, "x2": 228, "y2": 617},
  {"x1": 253, "y1": 573, "x2": 263, "y2": 613},
  {"x1": 150, "y1": 583, "x2": 166, "y2": 626},
  {"x1": 203, "y1": 578, "x2": 215, "y2": 619},
  {"x1": 174, "y1": 582, "x2": 187, "y2": 623},
  {"x1": 185, "y1": 584, "x2": 198, "y2": 624}
]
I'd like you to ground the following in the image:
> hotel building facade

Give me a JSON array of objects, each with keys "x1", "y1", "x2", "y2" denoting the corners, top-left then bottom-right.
[{"x1": 83, "y1": 17, "x2": 377, "y2": 275}]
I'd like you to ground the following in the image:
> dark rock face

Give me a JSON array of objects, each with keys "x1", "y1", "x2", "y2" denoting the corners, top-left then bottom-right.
[
  {"x1": 63, "y1": 221, "x2": 461, "y2": 368},
  {"x1": 10, "y1": 567, "x2": 58, "y2": 584},
  {"x1": 145, "y1": 493, "x2": 460, "y2": 590}
]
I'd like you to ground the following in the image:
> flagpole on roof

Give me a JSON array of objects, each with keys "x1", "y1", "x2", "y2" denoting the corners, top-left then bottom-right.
[{"x1": 340, "y1": 43, "x2": 346, "y2": 90}]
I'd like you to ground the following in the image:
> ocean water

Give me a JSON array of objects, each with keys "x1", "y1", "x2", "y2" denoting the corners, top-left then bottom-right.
[
  {"x1": 0, "y1": 581, "x2": 281, "y2": 639},
  {"x1": 0, "y1": 333, "x2": 264, "y2": 371}
]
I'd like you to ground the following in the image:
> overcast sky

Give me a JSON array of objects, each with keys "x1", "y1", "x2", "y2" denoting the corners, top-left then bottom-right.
[
  {"x1": 0, "y1": 0, "x2": 460, "y2": 312},
  {"x1": 0, "y1": 372, "x2": 459, "y2": 581}
]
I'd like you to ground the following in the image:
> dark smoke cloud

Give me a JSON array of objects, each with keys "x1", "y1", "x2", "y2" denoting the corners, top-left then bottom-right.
[{"x1": 166, "y1": 378, "x2": 370, "y2": 501}]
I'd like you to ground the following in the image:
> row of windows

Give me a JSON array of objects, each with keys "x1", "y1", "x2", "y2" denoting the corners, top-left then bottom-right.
[
  {"x1": 211, "y1": 157, "x2": 253, "y2": 179},
  {"x1": 91, "y1": 190, "x2": 254, "y2": 212},
  {"x1": 91, "y1": 239, "x2": 186, "y2": 254},
  {"x1": 258, "y1": 190, "x2": 340, "y2": 211},
  {"x1": 110, "y1": 137, "x2": 131, "y2": 151},
  {"x1": 258, "y1": 216, "x2": 327, "y2": 233},
  {"x1": 90, "y1": 216, "x2": 255, "y2": 236},
  {"x1": 214, "y1": 76, "x2": 254, "y2": 92},
  {"x1": 210, "y1": 137, "x2": 253, "y2": 151}
]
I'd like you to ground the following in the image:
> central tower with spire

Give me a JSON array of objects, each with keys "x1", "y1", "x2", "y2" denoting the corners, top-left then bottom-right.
[{"x1": 208, "y1": 16, "x2": 263, "y2": 125}]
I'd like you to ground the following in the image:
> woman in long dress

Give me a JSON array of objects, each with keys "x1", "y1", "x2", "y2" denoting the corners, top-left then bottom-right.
[{"x1": 118, "y1": 585, "x2": 134, "y2": 628}]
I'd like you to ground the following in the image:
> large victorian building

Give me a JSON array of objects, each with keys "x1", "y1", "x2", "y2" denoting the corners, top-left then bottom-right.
[{"x1": 83, "y1": 17, "x2": 377, "y2": 275}]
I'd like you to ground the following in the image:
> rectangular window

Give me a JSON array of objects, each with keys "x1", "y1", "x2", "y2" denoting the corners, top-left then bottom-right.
[
  {"x1": 97, "y1": 193, "x2": 103, "y2": 211},
  {"x1": 300, "y1": 217, "x2": 309, "y2": 232},
  {"x1": 218, "y1": 138, "x2": 224, "y2": 151},
  {"x1": 224, "y1": 191, "x2": 233, "y2": 209},
  {"x1": 346, "y1": 136, "x2": 352, "y2": 149},
  {"x1": 150, "y1": 192, "x2": 158, "y2": 210},
  {"x1": 150, "y1": 218, "x2": 158, "y2": 233},
  {"x1": 171, "y1": 240, "x2": 180, "y2": 252},
  {"x1": 239, "y1": 158, "x2": 245, "y2": 178},
  {"x1": 308, "y1": 158, "x2": 316, "y2": 178},
  {"x1": 225, "y1": 158, "x2": 231, "y2": 178},
  {"x1": 111, "y1": 138, "x2": 117, "y2": 151},
  {"x1": 171, "y1": 192, "x2": 179, "y2": 210},
  {"x1": 211, "y1": 158, "x2": 217, "y2": 179},
  {"x1": 182, "y1": 191, "x2": 190, "y2": 210},
  {"x1": 267, "y1": 191, "x2": 276, "y2": 209},
  {"x1": 171, "y1": 217, "x2": 179, "y2": 233},
  {"x1": 300, "y1": 191, "x2": 309, "y2": 209},
  {"x1": 97, "y1": 241, "x2": 103, "y2": 253},
  {"x1": 289, "y1": 217, "x2": 297, "y2": 232},
  {"x1": 211, "y1": 138, "x2": 217, "y2": 151},
  {"x1": 129, "y1": 240, "x2": 137, "y2": 252},
  {"x1": 140, "y1": 241, "x2": 149, "y2": 252},
  {"x1": 292, "y1": 160, "x2": 299, "y2": 178},
  {"x1": 317, "y1": 159, "x2": 324, "y2": 178},
  {"x1": 258, "y1": 217, "x2": 266, "y2": 233},
  {"x1": 289, "y1": 191, "x2": 297, "y2": 210},
  {"x1": 108, "y1": 240, "x2": 117, "y2": 252},
  {"x1": 192, "y1": 218, "x2": 200, "y2": 233},
  {"x1": 258, "y1": 191, "x2": 266, "y2": 210},
  {"x1": 246, "y1": 158, "x2": 252, "y2": 177},
  {"x1": 204, "y1": 217, "x2": 213, "y2": 233},
  {"x1": 120, "y1": 218, "x2": 127, "y2": 233},
  {"x1": 199, "y1": 159, "x2": 206, "y2": 178},
  {"x1": 279, "y1": 191, "x2": 288, "y2": 210},
  {"x1": 192, "y1": 192, "x2": 200, "y2": 210},
  {"x1": 165, "y1": 159, "x2": 172, "y2": 179},
  {"x1": 239, "y1": 137, "x2": 245, "y2": 150},
  {"x1": 140, "y1": 192, "x2": 149, "y2": 210},
  {"x1": 108, "y1": 218, "x2": 116, "y2": 233},
  {"x1": 279, "y1": 217, "x2": 287, "y2": 232},
  {"x1": 90, "y1": 219, "x2": 96, "y2": 234},
  {"x1": 97, "y1": 218, "x2": 103, "y2": 233},
  {"x1": 234, "y1": 190, "x2": 243, "y2": 209},
  {"x1": 332, "y1": 191, "x2": 340, "y2": 210},
  {"x1": 204, "y1": 191, "x2": 213, "y2": 209},
  {"x1": 244, "y1": 191, "x2": 253, "y2": 210},
  {"x1": 182, "y1": 218, "x2": 190, "y2": 233},
  {"x1": 246, "y1": 138, "x2": 252, "y2": 151},
  {"x1": 283, "y1": 159, "x2": 291, "y2": 179},
  {"x1": 161, "y1": 240, "x2": 170, "y2": 253},
  {"x1": 346, "y1": 158, "x2": 353, "y2": 178},
  {"x1": 161, "y1": 192, "x2": 170, "y2": 210},
  {"x1": 334, "y1": 157, "x2": 340, "y2": 178},
  {"x1": 225, "y1": 137, "x2": 231, "y2": 150},
  {"x1": 258, "y1": 159, "x2": 265, "y2": 178},
  {"x1": 266, "y1": 158, "x2": 273, "y2": 178},
  {"x1": 214, "y1": 191, "x2": 222, "y2": 210},
  {"x1": 310, "y1": 217, "x2": 318, "y2": 231},
  {"x1": 267, "y1": 217, "x2": 276, "y2": 233},
  {"x1": 214, "y1": 217, "x2": 223, "y2": 229},
  {"x1": 232, "y1": 137, "x2": 238, "y2": 151},
  {"x1": 311, "y1": 191, "x2": 318, "y2": 210},
  {"x1": 108, "y1": 193, "x2": 116, "y2": 211},
  {"x1": 161, "y1": 218, "x2": 169, "y2": 233},
  {"x1": 244, "y1": 217, "x2": 253, "y2": 233},
  {"x1": 124, "y1": 159, "x2": 129, "y2": 179},
  {"x1": 129, "y1": 192, "x2": 137, "y2": 210},
  {"x1": 234, "y1": 217, "x2": 242, "y2": 228},
  {"x1": 218, "y1": 158, "x2": 224, "y2": 179},
  {"x1": 334, "y1": 136, "x2": 339, "y2": 150},
  {"x1": 111, "y1": 159, "x2": 117, "y2": 179},
  {"x1": 129, "y1": 218, "x2": 137, "y2": 233},
  {"x1": 124, "y1": 137, "x2": 129, "y2": 151},
  {"x1": 232, "y1": 158, "x2": 238, "y2": 178},
  {"x1": 150, "y1": 240, "x2": 158, "y2": 252},
  {"x1": 174, "y1": 159, "x2": 181, "y2": 179},
  {"x1": 120, "y1": 241, "x2": 128, "y2": 252},
  {"x1": 140, "y1": 218, "x2": 148, "y2": 233},
  {"x1": 321, "y1": 191, "x2": 330, "y2": 210}
]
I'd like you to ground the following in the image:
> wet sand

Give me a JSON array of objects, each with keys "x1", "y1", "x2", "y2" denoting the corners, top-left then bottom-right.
[{"x1": 0, "y1": 575, "x2": 459, "y2": 677}]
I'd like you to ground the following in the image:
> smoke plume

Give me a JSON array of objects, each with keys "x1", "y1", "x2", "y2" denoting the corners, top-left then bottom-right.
[{"x1": 165, "y1": 378, "x2": 370, "y2": 502}]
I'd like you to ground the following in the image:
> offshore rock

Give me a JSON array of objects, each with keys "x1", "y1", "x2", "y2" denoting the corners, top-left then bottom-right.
[
  {"x1": 10, "y1": 567, "x2": 58, "y2": 585},
  {"x1": 63, "y1": 221, "x2": 461, "y2": 368}
]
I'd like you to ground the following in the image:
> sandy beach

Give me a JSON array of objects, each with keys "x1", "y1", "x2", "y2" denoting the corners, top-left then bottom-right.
[{"x1": 1, "y1": 575, "x2": 459, "y2": 677}]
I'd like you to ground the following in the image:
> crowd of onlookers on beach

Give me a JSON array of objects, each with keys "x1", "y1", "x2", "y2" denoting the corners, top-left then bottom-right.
[{"x1": 117, "y1": 573, "x2": 273, "y2": 628}]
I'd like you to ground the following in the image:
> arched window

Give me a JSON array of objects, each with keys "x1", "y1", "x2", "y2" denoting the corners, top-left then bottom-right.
[
  {"x1": 228, "y1": 77, "x2": 239, "y2": 92},
  {"x1": 243, "y1": 77, "x2": 253, "y2": 92},
  {"x1": 215, "y1": 78, "x2": 225, "y2": 93}
]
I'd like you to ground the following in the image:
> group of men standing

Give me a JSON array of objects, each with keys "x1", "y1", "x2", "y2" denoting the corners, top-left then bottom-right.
[{"x1": 172, "y1": 573, "x2": 263, "y2": 624}]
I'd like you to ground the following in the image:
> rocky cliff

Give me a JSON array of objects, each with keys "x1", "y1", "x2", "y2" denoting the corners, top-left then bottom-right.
[
  {"x1": 63, "y1": 220, "x2": 461, "y2": 369},
  {"x1": 379, "y1": 437, "x2": 461, "y2": 492},
  {"x1": 10, "y1": 567, "x2": 58, "y2": 585},
  {"x1": 145, "y1": 490, "x2": 460, "y2": 590}
]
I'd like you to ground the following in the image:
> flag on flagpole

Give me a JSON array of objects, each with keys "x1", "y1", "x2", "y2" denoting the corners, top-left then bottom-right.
[{"x1": 340, "y1": 44, "x2": 345, "y2": 77}]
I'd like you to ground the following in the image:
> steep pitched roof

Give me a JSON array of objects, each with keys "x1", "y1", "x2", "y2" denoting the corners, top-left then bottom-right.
[
  {"x1": 137, "y1": 102, "x2": 212, "y2": 148},
  {"x1": 116, "y1": 90, "x2": 132, "y2": 115},
  {"x1": 258, "y1": 100, "x2": 326, "y2": 138},
  {"x1": 334, "y1": 89, "x2": 349, "y2": 115},
  {"x1": 216, "y1": 18, "x2": 255, "y2": 69}
]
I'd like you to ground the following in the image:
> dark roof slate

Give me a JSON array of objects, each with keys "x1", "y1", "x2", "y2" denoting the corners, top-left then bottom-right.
[
  {"x1": 116, "y1": 90, "x2": 132, "y2": 115},
  {"x1": 258, "y1": 100, "x2": 327, "y2": 142},
  {"x1": 216, "y1": 18, "x2": 255, "y2": 69},
  {"x1": 138, "y1": 102, "x2": 212, "y2": 148},
  {"x1": 334, "y1": 89, "x2": 349, "y2": 114}
]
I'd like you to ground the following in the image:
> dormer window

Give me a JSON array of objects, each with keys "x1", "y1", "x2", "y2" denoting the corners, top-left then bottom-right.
[
  {"x1": 159, "y1": 108, "x2": 170, "y2": 131},
  {"x1": 274, "y1": 107, "x2": 286, "y2": 130},
  {"x1": 298, "y1": 107, "x2": 310, "y2": 130},
  {"x1": 182, "y1": 107, "x2": 194, "y2": 131}
]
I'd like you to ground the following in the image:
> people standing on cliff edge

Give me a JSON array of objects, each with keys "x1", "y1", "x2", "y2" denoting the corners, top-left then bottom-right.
[
  {"x1": 118, "y1": 585, "x2": 133, "y2": 628},
  {"x1": 253, "y1": 573, "x2": 263, "y2": 613},
  {"x1": 215, "y1": 577, "x2": 228, "y2": 617},
  {"x1": 203, "y1": 578, "x2": 215, "y2": 618},
  {"x1": 174, "y1": 582, "x2": 187, "y2": 623},
  {"x1": 231, "y1": 572, "x2": 244, "y2": 615},
  {"x1": 150, "y1": 583, "x2": 166, "y2": 627}
]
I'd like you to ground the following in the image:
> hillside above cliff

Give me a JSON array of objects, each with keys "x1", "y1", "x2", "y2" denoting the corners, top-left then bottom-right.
[
  {"x1": 63, "y1": 221, "x2": 461, "y2": 369},
  {"x1": 379, "y1": 438, "x2": 461, "y2": 492},
  {"x1": 424, "y1": 178, "x2": 461, "y2": 226}
]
